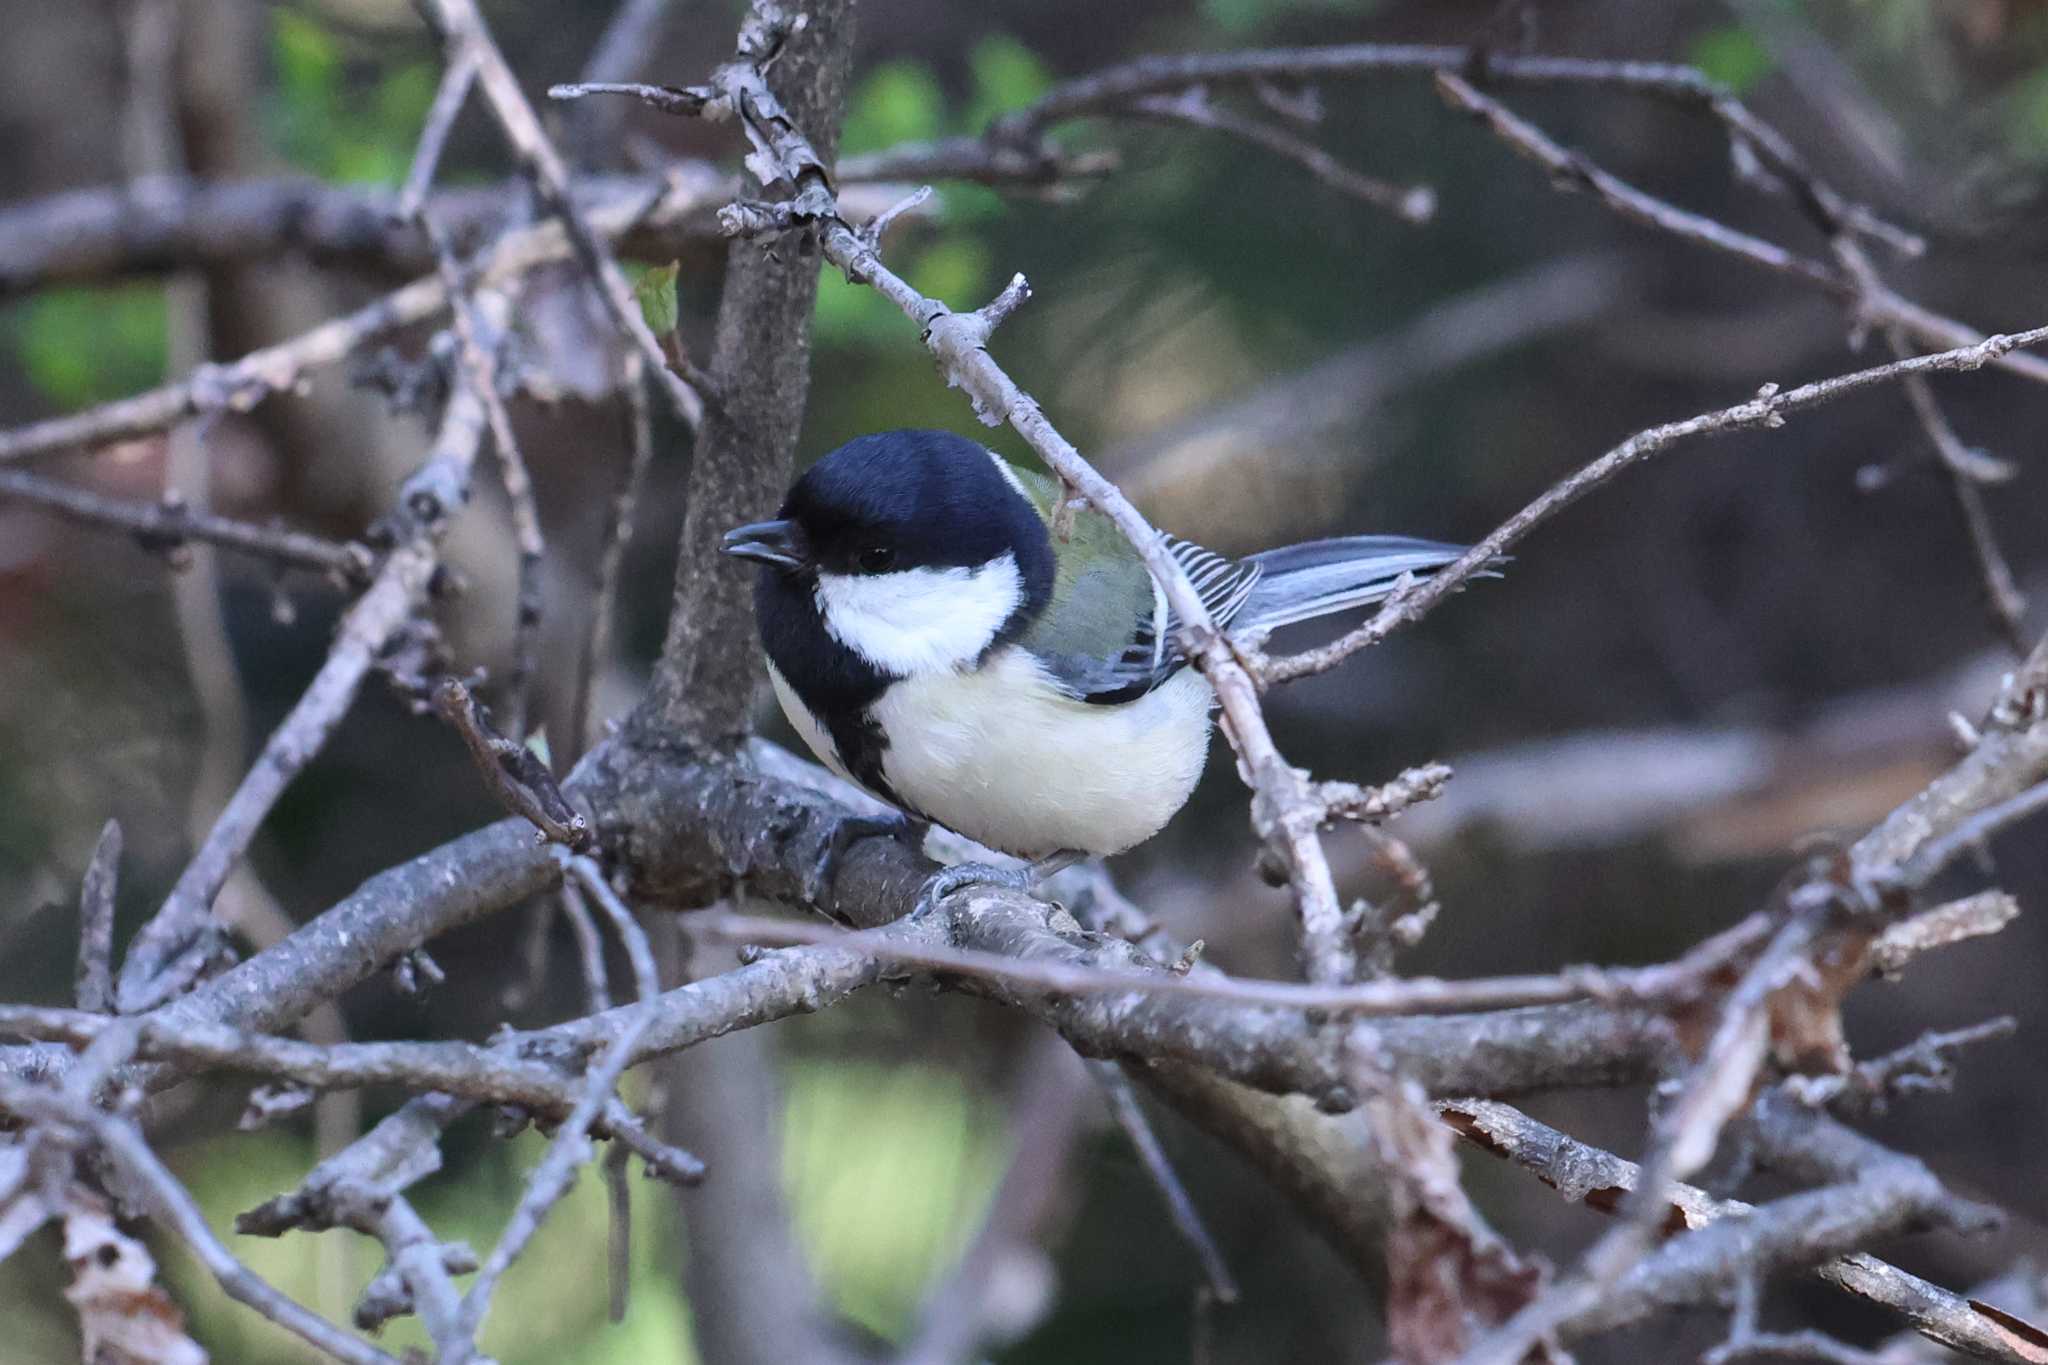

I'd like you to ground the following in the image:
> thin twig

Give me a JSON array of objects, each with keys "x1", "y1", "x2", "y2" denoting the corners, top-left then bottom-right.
[
  {"x1": 432, "y1": 677, "x2": 592, "y2": 850},
  {"x1": 1092, "y1": 1061, "x2": 1238, "y2": 1303},
  {"x1": 1869, "y1": 890, "x2": 2018, "y2": 977},
  {"x1": 1439, "y1": 1098, "x2": 2045, "y2": 1363},
  {"x1": 74, "y1": 820, "x2": 122, "y2": 1015},
  {"x1": 1893, "y1": 778, "x2": 2048, "y2": 892},
  {"x1": 0, "y1": 1077, "x2": 401, "y2": 1365},
  {"x1": 0, "y1": 467, "x2": 372, "y2": 581},
  {"x1": 571, "y1": 351, "x2": 654, "y2": 762},
  {"x1": 1458, "y1": 910, "x2": 1823, "y2": 1365},
  {"x1": 115, "y1": 379, "x2": 494, "y2": 1011},
  {"x1": 420, "y1": 0, "x2": 704, "y2": 428},
  {"x1": 689, "y1": 907, "x2": 1744, "y2": 1017},
  {"x1": 1126, "y1": 89, "x2": 1434, "y2": 223},
  {"x1": 1429, "y1": 71, "x2": 2048, "y2": 386},
  {"x1": 1259, "y1": 322, "x2": 2048, "y2": 686},
  {"x1": 996, "y1": 46, "x2": 1920, "y2": 261},
  {"x1": 1781, "y1": 1018, "x2": 2017, "y2": 1115},
  {"x1": 424, "y1": 214, "x2": 548, "y2": 738},
  {"x1": 1891, "y1": 333, "x2": 2029, "y2": 653},
  {"x1": 396, "y1": 47, "x2": 479, "y2": 221},
  {"x1": 558, "y1": 879, "x2": 615, "y2": 1015},
  {"x1": 442, "y1": 855, "x2": 665, "y2": 1362},
  {"x1": 0, "y1": 174, "x2": 717, "y2": 466}
]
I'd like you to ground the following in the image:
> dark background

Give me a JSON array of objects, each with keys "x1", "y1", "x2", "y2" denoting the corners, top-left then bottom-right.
[{"x1": 3, "y1": 0, "x2": 2048, "y2": 1360}]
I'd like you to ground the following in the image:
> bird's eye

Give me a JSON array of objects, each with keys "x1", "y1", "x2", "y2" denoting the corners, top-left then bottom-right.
[{"x1": 857, "y1": 545, "x2": 895, "y2": 573}]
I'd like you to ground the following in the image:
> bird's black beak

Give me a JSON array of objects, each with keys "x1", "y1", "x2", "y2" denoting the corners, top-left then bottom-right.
[{"x1": 721, "y1": 518, "x2": 810, "y2": 571}]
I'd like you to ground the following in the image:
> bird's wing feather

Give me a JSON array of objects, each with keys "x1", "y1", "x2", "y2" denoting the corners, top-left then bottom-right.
[
  {"x1": 999, "y1": 463, "x2": 1473, "y2": 703},
  {"x1": 1237, "y1": 535, "x2": 1470, "y2": 633},
  {"x1": 1005, "y1": 465, "x2": 1258, "y2": 703}
]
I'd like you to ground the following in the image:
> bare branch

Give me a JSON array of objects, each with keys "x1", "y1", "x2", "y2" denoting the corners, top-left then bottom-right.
[
  {"x1": 396, "y1": 48, "x2": 478, "y2": 222},
  {"x1": 1870, "y1": 891, "x2": 2019, "y2": 977},
  {"x1": 570, "y1": 351, "x2": 654, "y2": 761},
  {"x1": 1894, "y1": 344, "x2": 2029, "y2": 652},
  {"x1": 1092, "y1": 1060, "x2": 1239, "y2": 1302},
  {"x1": 74, "y1": 820, "x2": 122, "y2": 1015},
  {"x1": 0, "y1": 466, "x2": 372, "y2": 581},
  {"x1": 0, "y1": 173, "x2": 728, "y2": 465},
  {"x1": 1, "y1": 1077, "x2": 401, "y2": 1365},
  {"x1": 1780, "y1": 1018, "x2": 2018, "y2": 1116},
  {"x1": 1260, "y1": 323, "x2": 2048, "y2": 686},
  {"x1": 116, "y1": 374, "x2": 495, "y2": 1011},
  {"x1": 425, "y1": 213, "x2": 548, "y2": 738},
  {"x1": 1440, "y1": 1099, "x2": 2044, "y2": 1363},
  {"x1": 1457, "y1": 910, "x2": 1819, "y2": 1364},
  {"x1": 419, "y1": 0, "x2": 704, "y2": 428},
  {"x1": 994, "y1": 46, "x2": 1918, "y2": 256},
  {"x1": 441, "y1": 857, "x2": 665, "y2": 1362},
  {"x1": 690, "y1": 907, "x2": 1747, "y2": 1018},
  {"x1": 1126, "y1": 89, "x2": 1434, "y2": 223},
  {"x1": 1430, "y1": 71, "x2": 2048, "y2": 386},
  {"x1": 432, "y1": 677, "x2": 592, "y2": 849}
]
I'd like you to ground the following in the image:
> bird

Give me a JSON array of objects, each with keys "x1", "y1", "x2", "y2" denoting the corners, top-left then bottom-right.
[{"x1": 722, "y1": 428, "x2": 1477, "y2": 909}]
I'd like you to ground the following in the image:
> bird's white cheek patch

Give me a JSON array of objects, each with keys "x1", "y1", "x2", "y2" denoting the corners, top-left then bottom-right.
[{"x1": 816, "y1": 554, "x2": 1022, "y2": 676}]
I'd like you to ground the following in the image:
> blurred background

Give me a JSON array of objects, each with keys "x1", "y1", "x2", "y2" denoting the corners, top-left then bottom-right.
[{"x1": 4, "y1": 0, "x2": 2048, "y2": 1360}]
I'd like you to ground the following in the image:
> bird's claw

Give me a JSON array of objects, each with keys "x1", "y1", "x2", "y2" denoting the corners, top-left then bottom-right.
[
  {"x1": 911, "y1": 861, "x2": 1040, "y2": 919},
  {"x1": 804, "y1": 812, "x2": 925, "y2": 905}
]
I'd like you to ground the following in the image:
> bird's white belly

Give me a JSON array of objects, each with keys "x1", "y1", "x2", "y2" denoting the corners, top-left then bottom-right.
[{"x1": 871, "y1": 652, "x2": 1214, "y2": 858}]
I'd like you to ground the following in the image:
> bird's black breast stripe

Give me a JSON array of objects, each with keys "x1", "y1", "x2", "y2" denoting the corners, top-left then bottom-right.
[
  {"x1": 826, "y1": 708, "x2": 903, "y2": 810},
  {"x1": 753, "y1": 566, "x2": 912, "y2": 809}
]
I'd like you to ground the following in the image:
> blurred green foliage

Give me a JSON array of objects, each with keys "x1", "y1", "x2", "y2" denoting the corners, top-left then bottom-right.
[
  {"x1": 783, "y1": 1059, "x2": 1006, "y2": 1337},
  {"x1": 817, "y1": 36, "x2": 1050, "y2": 347},
  {"x1": 0, "y1": 1059, "x2": 1005, "y2": 1362},
  {"x1": 4, "y1": 285, "x2": 168, "y2": 408},
  {"x1": 1687, "y1": 25, "x2": 1774, "y2": 96},
  {"x1": 267, "y1": 9, "x2": 438, "y2": 184},
  {"x1": 2011, "y1": 65, "x2": 2048, "y2": 161}
]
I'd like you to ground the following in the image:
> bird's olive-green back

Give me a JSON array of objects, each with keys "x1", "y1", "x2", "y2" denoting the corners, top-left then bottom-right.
[{"x1": 1004, "y1": 464, "x2": 1158, "y2": 685}]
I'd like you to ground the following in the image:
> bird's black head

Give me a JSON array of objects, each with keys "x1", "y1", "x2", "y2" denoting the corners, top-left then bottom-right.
[
  {"x1": 724, "y1": 429, "x2": 1052, "y2": 583},
  {"x1": 724, "y1": 430, "x2": 1056, "y2": 697}
]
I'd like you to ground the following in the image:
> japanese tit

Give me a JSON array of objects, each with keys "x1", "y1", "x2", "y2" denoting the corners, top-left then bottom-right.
[{"x1": 723, "y1": 429, "x2": 1472, "y2": 897}]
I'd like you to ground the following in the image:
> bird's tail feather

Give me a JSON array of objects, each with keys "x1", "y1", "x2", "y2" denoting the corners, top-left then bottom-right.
[{"x1": 1239, "y1": 535, "x2": 1473, "y2": 632}]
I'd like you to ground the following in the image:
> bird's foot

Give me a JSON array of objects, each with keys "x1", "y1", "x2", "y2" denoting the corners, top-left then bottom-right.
[
  {"x1": 804, "y1": 811, "x2": 926, "y2": 906},
  {"x1": 912, "y1": 850, "x2": 1083, "y2": 919}
]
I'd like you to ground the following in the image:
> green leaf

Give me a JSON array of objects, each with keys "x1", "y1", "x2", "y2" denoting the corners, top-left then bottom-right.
[
  {"x1": 631, "y1": 261, "x2": 682, "y2": 336},
  {"x1": 1688, "y1": 26, "x2": 1773, "y2": 96}
]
